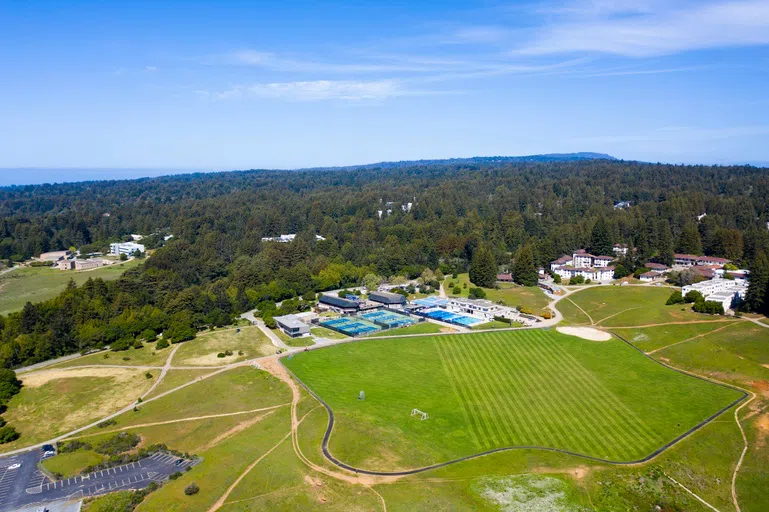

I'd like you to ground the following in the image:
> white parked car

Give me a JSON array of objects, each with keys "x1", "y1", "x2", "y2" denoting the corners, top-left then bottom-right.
[{"x1": 8, "y1": 463, "x2": 21, "y2": 469}]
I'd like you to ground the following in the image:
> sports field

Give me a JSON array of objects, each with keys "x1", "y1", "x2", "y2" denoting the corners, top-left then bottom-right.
[
  {"x1": 560, "y1": 285, "x2": 726, "y2": 327},
  {"x1": 0, "y1": 259, "x2": 141, "y2": 315},
  {"x1": 284, "y1": 329, "x2": 743, "y2": 470}
]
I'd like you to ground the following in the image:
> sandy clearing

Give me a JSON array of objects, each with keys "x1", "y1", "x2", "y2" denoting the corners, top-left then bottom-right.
[
  {"x1": 180, "y1": 353, "x2": 242, "y2": 366},
  {"x1": 556, "y1": 326, "x2": 611, "y2": 341},
  {"x1": 20, "y1": 367, "x2": 143, "y2": 388}
]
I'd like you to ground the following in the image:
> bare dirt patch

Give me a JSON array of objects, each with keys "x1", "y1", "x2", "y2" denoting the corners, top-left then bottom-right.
[
  {"x1": 21, "y1": 367, "x2": 141, "y2": 388},
  {"x1": 751, "y1": 380, "x2": 769, "y2": 398},
  {"x1": 556, "y1": 326, "x2": 611, "y2": 341},
  {"x1": 181, "y1": 353, "x2": 241, "y2": 366},
  {"x1": 755, "y1": 414, "x2": 769, "y2": 450}
]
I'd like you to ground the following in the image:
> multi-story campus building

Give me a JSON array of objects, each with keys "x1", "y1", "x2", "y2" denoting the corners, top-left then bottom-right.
[{"x1": 550, "y1": 250, "x2": 616, "y2": 282}]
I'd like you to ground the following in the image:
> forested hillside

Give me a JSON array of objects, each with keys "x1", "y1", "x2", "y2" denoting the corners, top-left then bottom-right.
[{"x1": 2, "y1": 160, "x2": 769, "y2": 370}]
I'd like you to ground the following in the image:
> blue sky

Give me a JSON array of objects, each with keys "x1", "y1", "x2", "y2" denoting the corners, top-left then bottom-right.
[{"x1": 1, "y1": 0, "x2": 769, "y2": 184}]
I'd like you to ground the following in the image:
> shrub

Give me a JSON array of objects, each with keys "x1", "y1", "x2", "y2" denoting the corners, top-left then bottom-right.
[
  {"x1": 0, "y1": 425, "x2": 20, "y2": 444},
  {"x1": 263, "y1": 315, "x2": 277, "y2": 329},
  {"x1": 448, "y1": 281, "x2": 455, "y2": 288},
  {"x1": 140, "y1": 329, "x2": 157, "y2": 342},
  {"x1": 585, "y1": 279, "x2": 592, "y2": 284},
  {"x1": 541, "y1": 309, "x2": 553, "y2": 319},
  {"x1": 693, "y1": 299, "x2": 724, "y2": 315},
  {"x1": 97, "y1": 419, "x2": 117, "y2": 429},
  {"x1": 59, "y1": 440, "x2": 92, "y2": 453},
  {"x1": 217, "y1": 352, "x2": 226, "y2": 358},
  {"x1": 95, "y1": 432, "x2": 141, "y2": 456},
  {"x1": 666, "y1": 291, "x2": 685, "y2": 305},
  {"x1": 156, "y1": 339, "x2": 169, "y2": 349},
  {"x1": 468, "y1": 287, "x2": 487, "y2": 299},
  {"x1": 184, "y1": 483, "x2": 200, "y2": 495},
  {"x1": 145, "y1": 372, "x2": 153, "y2": 379},
  {"x1": 132, "y1": 340, "x2": 144, "y2": 350},
  {"x1": 570, "y1": 275, "x2": 585, "y2": 285},
  {"x1": 518, "y1": 306, "x2": 534, "y2": 315},
  {"x1": 169, "y1": 471, "x2": 183, "y2": 480},
  {"x1": 452, "y1": 286, "x2": 461, "y2": 294},
  {"x1": 552, "y1": 273, "x2": 561, "y2": 284},
  {"x1": 110, "y1": 338, "x2": 132, "y2": 351},
  {"x1": 684, "y1": 290, "x2": 704, "y2": 303}
]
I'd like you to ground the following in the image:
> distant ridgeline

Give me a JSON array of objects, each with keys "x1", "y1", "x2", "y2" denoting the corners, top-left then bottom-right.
[
  {"x1": 1, "y1": 156, "x2": 769, "y2": 369},
  {"x1": 301, "y1": 152, "x2": 618, "y2": 171}
]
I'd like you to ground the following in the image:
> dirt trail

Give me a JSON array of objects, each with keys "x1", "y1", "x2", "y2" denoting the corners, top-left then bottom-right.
[
  {"x1": 67, "y1": 404, "x2": 289, "y2": 440},
  {"x1": 611, "y1": 318, "x2": 740, "y2": 329},
  {"x1": 732, "y1": 391, "x2": 757, "y2": 512},
  {"x1": 141, "y1": 344, "x2": 181, "y2": 398},
  {"x1": 647, "y1": 321, "x2": 742, "y2": 355},
  {"x1": 594, "y1": 306, "x2": 643, "y2": 326},
  {"x1": 565, "y1": 298, "x2": 594, "y2": 325},
  {"x1": 260, "y1": 356, "x2": 396, "y2": 487}
]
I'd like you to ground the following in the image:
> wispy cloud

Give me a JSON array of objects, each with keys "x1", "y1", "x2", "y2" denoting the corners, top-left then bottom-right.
[
  {"x1": 519, "y1": 0, "x2": 769, "y2": 57},
  {"x1": 210, "y1": 79, "x2": 449, "y2": 102}
]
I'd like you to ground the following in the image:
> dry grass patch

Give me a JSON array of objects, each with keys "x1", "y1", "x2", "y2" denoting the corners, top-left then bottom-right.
[
  {"x1": 174, "y1": 326, "x2": 277, "y2": 366},
  {"x1": 1, "y1": 368, "x2": 156, "y2": 452}
]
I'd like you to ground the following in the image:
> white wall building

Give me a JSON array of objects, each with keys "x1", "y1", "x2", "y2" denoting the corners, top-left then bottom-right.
[
  {"x1": 682, "y1": 278, "x2": 747, "y2": 311},
  {"x1": 550, "y1": 250, "x2": 615, "y2": 282},
  {"x1": 261, "y1": 234, "x2": 326, "y2": 243},
  {"x1": 110, "y1": 242, "x2": 145, "y2": 255}
]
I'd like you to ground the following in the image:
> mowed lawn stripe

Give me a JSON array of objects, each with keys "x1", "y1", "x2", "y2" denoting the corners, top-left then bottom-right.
[
  {"x1": 528, "y1": 331, "x2": 643, "y2": 459},
  {"x1": 462, "y1": 336, "x2": 518, "y2": 444},
  {"x1": 533, "y1": 332, "x2": 653, "y2": 459},
  {"x1": 448, "y1": 336, "x2": 512, "y2": 446},
  {"x1": 538, "y1": 334, "x2": 662, "y2": 456},
  {"x1": 546, "y1": 335, "x2": 663, "y2": 448},
  {"x1": 434, "y1": 339, "x2": 483, "y2": 450},
  {"x1": 470, "y1": 333, "x2": 547, "y2": 446},
  {"x1": 466, "y1": 334, "x2": 534, "y2": 445},
  {"x1": 514, "y1": 332, "x2": 619, "y2": 456},
  {"x1": 493, "y1": 332, "x2": 580, "y2": 450},
  {"x1": 513, "y1": 332, "x2": 616, "y2": 457},
  {"x1": 439, "y1": 338, "x2": 502, "y2": 448},
  {"x1": 481, "y1": 333, "x2": 562, "y2": 447}
]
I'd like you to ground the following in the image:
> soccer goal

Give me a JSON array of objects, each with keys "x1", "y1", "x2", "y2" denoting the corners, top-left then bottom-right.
[{"x1": 411, "y1": 408, "x2": 429, "y2": 420}]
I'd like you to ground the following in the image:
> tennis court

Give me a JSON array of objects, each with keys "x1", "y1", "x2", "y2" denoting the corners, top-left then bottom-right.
[
  {"x1": 413, "y1": 297, "x2": 449, "y2": 308},
  {"x1": 419, "y1": 307, "x2": 486, "y2": 327},
  {"x1": 319, "y1": 317, "x2": 381, "y2": 336},
  {"x1": 359, "y1": 310, "x2": 416, "y2": 328}
]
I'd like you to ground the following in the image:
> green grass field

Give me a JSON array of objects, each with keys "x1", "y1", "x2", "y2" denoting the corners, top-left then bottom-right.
[
  {"x1": 368, "y1": 321, "x2": 447, "y2": 337},
  {"x1": 0, "y1": 259, "x2": 141, "y2": 315},
  {"x1": 144, "y1": 369, "x2": 214, "y2": 399},
  {"x1": 446, "y1": 273, "x2": 550, "y2": 311},
  {"x1": 285, "y1": 329, "x2": 743, "y2": 470},
  {"x1": 561, "y1": 285, "x2": 728, "y2": 327},
  {"x1": 612, "y1": 321, "x2": 743, "y2": 353},
  {"x1": 50, "y1": 344, "x2": 171, "y2": 369},
  {"x1": 310, "y1": 326, "x2": 349, "y2": 340},
  {"x1": 271, "y1": 327, "x2": 315, "y2": 347},
  {"x1": 42, "y1": 449, "x2": 106, "y2": 477},
  {"x1": 174, "y1": 326, "x2": 277, "y2": 366}
]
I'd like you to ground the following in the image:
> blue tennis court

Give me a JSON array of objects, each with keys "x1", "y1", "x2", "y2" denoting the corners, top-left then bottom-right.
[
  {"x1": 319, "y1": 317, "x2": 381, "y2": 336},
  {"x1": 359, "y1": 310, "x2": 416, "y2": 328},
  {"x1": 413, "y1": 297, "x2": 449, "y2": 307},
  {"x1": 419, "y1": 308, "x2": 485, "y2": 327}
]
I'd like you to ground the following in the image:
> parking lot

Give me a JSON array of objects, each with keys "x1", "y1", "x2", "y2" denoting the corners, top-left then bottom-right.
[{"x1": 1, "y1": 450, "x2": 196, "y2": 511}]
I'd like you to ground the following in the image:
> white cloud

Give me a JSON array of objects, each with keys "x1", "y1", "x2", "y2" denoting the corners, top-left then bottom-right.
[
  {"x1": 519, "y1": 0, "x2": 769, "y2": 57},
  {"x1": 215, "y1": 79, "x2": 414, "y2": 102}
]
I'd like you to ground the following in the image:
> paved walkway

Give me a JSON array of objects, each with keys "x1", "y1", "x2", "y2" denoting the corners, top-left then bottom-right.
[{"x1": 240, "y1": 310, "x2": 290, "y2": 350}]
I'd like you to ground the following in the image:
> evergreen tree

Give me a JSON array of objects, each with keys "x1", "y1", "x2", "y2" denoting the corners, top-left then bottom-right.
[
  {"x1": 512, "y1": 244, "x2": 538, "y2": 287},
  {"x1": 656, "y1": 220, "x2": 675, "y2": 266},
  {"x1": 469, "y1": 245, "x2": 497, "y2": 288},
  {"x1": 745, "y1": 251, "x2": 769, "y2": 314},
  {"x1": 676, "y1": 223, "x2": 703, "y2": 255},
  {"x1": 590, "y1": 217, "x2": 613, "y2": 256}
]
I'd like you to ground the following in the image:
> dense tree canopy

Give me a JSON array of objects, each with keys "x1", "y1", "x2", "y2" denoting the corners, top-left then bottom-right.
[{"x1": 2, "y1": 159, "x2": 769, "y2": 369}]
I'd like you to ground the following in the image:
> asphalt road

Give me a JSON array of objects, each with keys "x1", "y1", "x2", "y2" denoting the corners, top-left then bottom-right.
[{"x1": 0, "y1": 451, "x2": 195, "y2": 512}]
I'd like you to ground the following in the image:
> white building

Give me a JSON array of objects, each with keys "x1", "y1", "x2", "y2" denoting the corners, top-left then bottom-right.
[
  {"x1": 613, "y1": 244, "x2": 629, "y2": 256},
  {"x1": 674, "y1": 254, "x2": 732, "y2": 268},
  {"x1": 682, "y1": 278, "x2": 747, "y2": 311},
  {"x1": 261, "y1": 234, "x2": 326, "y2": 243},
  {"x1": 274, "y1": 314, "x2": 311, "y2": 338},
  {"x1": 639, "y1": 271, "x2": 663, "y2": 282},
  {"x1": 110, "y1": 242, "x2": 145, "y2": 256},
  {"x1": 550, "y1": 250, "x2": 615, "y2": 282}
]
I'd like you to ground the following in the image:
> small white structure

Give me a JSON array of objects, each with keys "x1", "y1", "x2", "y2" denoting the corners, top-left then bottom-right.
[
  {"x1": 130, "y1": 234, "x2": 144, "y2": 241},
  {"x1": 274, "y1": 314, "x2": 311, "y2": 338},
  {"x1": 639, "y1": 271, "x2": 663, "y2": 282},
  {"x1": 110, "y1": 242, "x2": 145, "y2": 256},
  {"x1": 613, "y1": 244, "x2": 629, "y2": 256},
  {"x1": 261, "y1": 234, "x2": 326, "y2": 243},
  {"x1": 411, "y1": 408, "x2": 429, "y2": 420}
]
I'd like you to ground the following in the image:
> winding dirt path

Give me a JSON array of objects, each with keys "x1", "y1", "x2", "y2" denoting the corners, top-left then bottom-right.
[
  {"x1": 565, "y1": 297, "x2": 594, "y2": 325},
  {"x1": 646, "y1": 321, "x2": 741, "y2": 355},
  {"x1": 731, "y1": 391, "x2": 757, "y2": 512}
]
